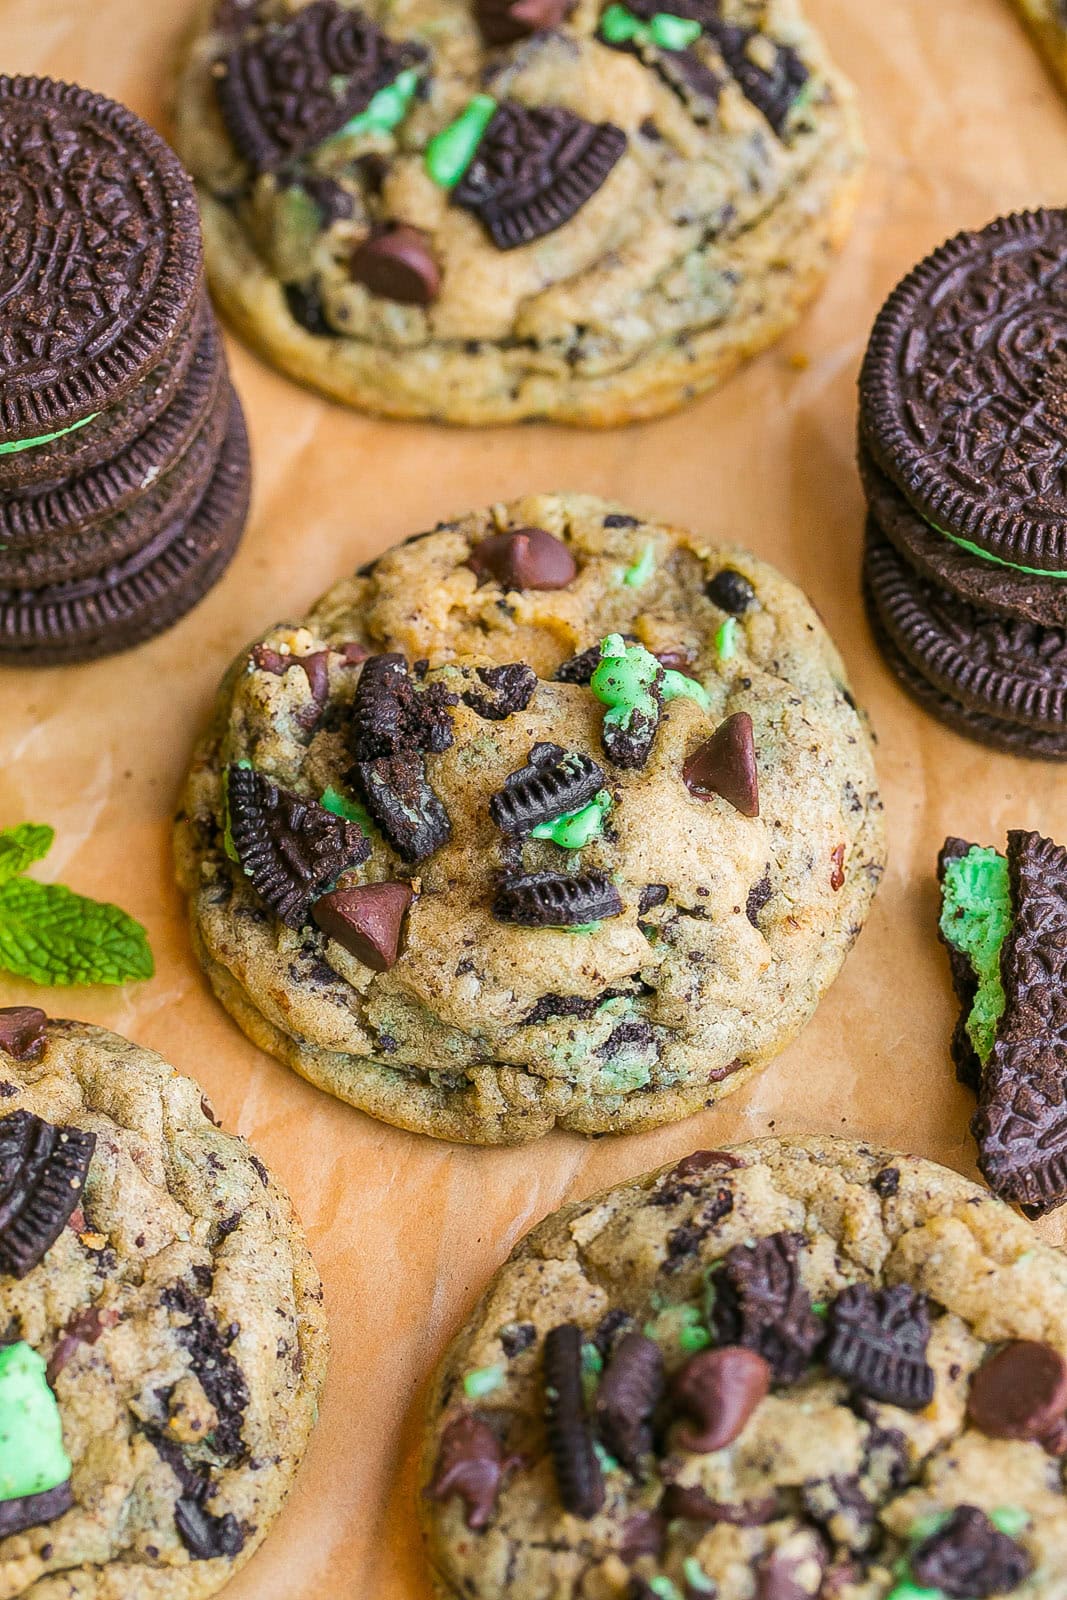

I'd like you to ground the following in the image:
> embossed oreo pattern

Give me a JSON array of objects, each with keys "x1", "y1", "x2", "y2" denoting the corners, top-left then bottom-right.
[
  {"x1": 0, "y1": 76, "x2": 203, "y2": 439},
  {"x1": 861, "y1": 210, "x2": 1067, "y2": 571}
]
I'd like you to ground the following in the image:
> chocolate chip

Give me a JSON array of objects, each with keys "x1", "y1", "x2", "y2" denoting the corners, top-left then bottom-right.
[
  {"x1": 872, "y1": 1167, "x2": 900, "y2": 1198},
  {"x1": 0, "y1": 1007, "x2": 47, "y2": 1062},
  {"x1": 47, "y1": 1304, "x2": 120, "y2": 1384},
  {"x1": 461, "y1": 663, "x2": 537, "y2": 721},
  {"x1": 0, "y1": 1112, "x2": 96, "y2": 1278},
  {"x1": 174, "y1": 1497, "x2": 245, "y2": 1561},
  {"x1": 490, "y1": 746, "x2": 605, "y2": 836},
  {"x1": 671, "y1": 1346, "x2": 771, "y2": 1452},
  {"x1": 543, "y1": 1324, "x2": 603, "y2": 1517},
  {"x1": 638, "y1": 884, "x2": 669, "y2": 914},
  {"x1": 475, "y1": 0, "x2": 572, "y2": 43},
  {"x1": 467, "y1": 527, "x2": 577, "y2": 591},
  {"x1": 493, "y1": 870, "x2": 623, "y2": 927},
  {"x1": 711, "y1": 1232, "x2": 823, "y2": 1384},
  {"x1": 968, "y1": 1340, "x2": 1067, "y2": 1447},
  {"x1": 653, "y1": 646, "x2": 695, "y2": 673},
  {"x1": 825, "y1": 1284, "x2": 934, "y2": 1410},
  {"x1": 683, "y1": 712, "x2": 759, "y2": 818},
  {"x1": 312, "y1": 882, "x2": 413, "y2": 971},
  {"x1": 427, "y1": 1413, "x2": 521, "y2": 1530},
  {"x1": 351, "y1": 225, "x2": 441, "y2": 306},
  {"x1": 298, "y1": 649, "x2": 331, "y2": 705},
  {"x1": 0, "y1": 1481, "x2": 74, "y2": 1538},
  {"x1": 706, "y1": 568, "x2": 756, "y2": 615},
  {"x1": 830, "y1": 842, "x2": 846, "y2": 891},
  {"x1": 225, "y1": 765, "x2": 370, "y2": 928},
  {"x1": 500, "y1": 1322, "x2": 536, "y2": 1358},
  {"x1": 660, "y1": 1485, "x2": 780, "y2": 1525},
  {"x1": 910, "y1": 1505, "x2": 1031, "y2": 1598},
  {"x1": 594, "y1": 1333, "x2": 664, "y2": 1470}
]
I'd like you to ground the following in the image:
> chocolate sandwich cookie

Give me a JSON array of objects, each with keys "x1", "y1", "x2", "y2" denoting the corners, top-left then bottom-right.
[
  {"x1": 0, "y1": 362, "x2": 233, "y2": 589},
  {"x1": 860, "y1": 209, "x2": 1067, "y2": 575},
  {"x1": 0, "y1": 317, "x2": 225, "y2": 547},
  {"x1": 939, "y1": 829, "x2": 1067, "y2": 1214},
  {"x1": 863, "y1": 556, "x2": 1067, "y2": 759},
  {"x1": 860, "y1": 443, "x2": 1067, "y2": 628},
  {"x1": 0, "y1": 298, "x2": 207, "y2": 497},
  {"x1": 865, "y1": 524, "x2": 1067, "y2": 735},
  {"x1": 0, "y1": 77, "x2": 203, "y2": 446},
  {"x1": 0, "y1": 393, "x2": 250, "y2": 666}
]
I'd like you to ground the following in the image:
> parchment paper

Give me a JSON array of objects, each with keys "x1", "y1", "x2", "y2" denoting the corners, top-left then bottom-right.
[{"x1": 2, "y1": 0, "x2": 1067, "y2": 1591}]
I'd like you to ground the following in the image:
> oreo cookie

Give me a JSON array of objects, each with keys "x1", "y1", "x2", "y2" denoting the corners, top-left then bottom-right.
[
  {"x1": 865, "y1": 524, "x2": 1067, "y2": 734},
  {"x1": 0, "y1": 392, "x2": 251, "y2": 665},
  {"x1": 0, "y1": 76, "x2": 203, "y2": 443},
  {"x1": 860, "y1": 210, "x2": 1067, "y2": 575}
]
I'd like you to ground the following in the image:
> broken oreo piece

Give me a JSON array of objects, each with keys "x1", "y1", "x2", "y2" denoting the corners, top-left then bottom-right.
[
  {"x1": 312, "y1": 882, "x2": 413, "y2": 970},
  {"x1": 0, "y1": 1008, "x2": 47, "y2": 1063},
  {"x1": 493, "y1": 870, "x2": 623, "y2": 927},
  {"x1": 824, "y1": 1284, "x2": 935, "y2": 1410},
  {"x1": 174, "y1": 1496, "x2": 245, "y2": 1561},
  {"x1": 354, "y1": 752, "x2": 452, "y2": 863},
  {"x1": 910, "y1": 1505, "x2": 1031, "y2": 1598},
  {"x1": 460, "y1": 663, "x2": 537, "y2": 721},
  {"x1": 710, "y1": 1232, "x2": 823, "y2": 1384},
  {"x1": 226, "y1": 765, "x2": 370, "y2": 928},
  {"x1": 593, "y1": 1332, "x2": 664, "y2": 1469},
  {"x1": 490, "y1": 747, "x2": 606, "y2": 836},
  {"x1": 349, "y1": 653, "x2": 455, "y2": 762},
  {"x1": 555, "y1": 643, "x2": 605, "y2": 684},
  {"x1": 452, "y1": 103, "x2": 627, "y2": 250},
  {"x1": 427, "y1": 1413, "x2": 521, "y2": 1530},
  {"x1": 0, "y1": 1480, "x2": 74, "y2": 1539},
  {"x1": 467, "y1": 527, "x2": 577, "y2": 590},
  {"x1": 0, "y1": 1111, "x2": 97, "y2": 1278},
  {"x1": 683, "y1": 712, "x2": 759, "y2": 817},
  {"x1": 543, "y1": 1324, "x2": 604, "y2": 1518}
]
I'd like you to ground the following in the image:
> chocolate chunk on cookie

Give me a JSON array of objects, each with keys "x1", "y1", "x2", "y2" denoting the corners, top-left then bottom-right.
[{"x1": 710, "y1": 1232, "x2": 823, "y2": 1383}]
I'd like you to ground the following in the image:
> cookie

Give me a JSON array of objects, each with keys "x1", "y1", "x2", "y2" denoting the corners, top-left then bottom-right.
[
  {"x1": 0, "y1": 355, "x2": 233, "y2": 589},
  {"x1": 0, "y1": 392, "x2": 250, "y2": 666},
  {"x1": 1010, "y1": 0, "x2": 1067, "y2": 97},
  {"x1": 863, "y1": 560, "x2": 1067, "y2": 759},
  {"x1": 421, "y1": 1135, "x2": 1067, "y2": 1599},
  {"x1": 860, "y1": 209, "x2": 1067, "y2": 574},
  {"x1": 939, "y1": 829, "x2": 1067, "y2": 1216},
  {"x1": 0, "y1": 317, "x2": 225, "y2": 547},
  {"x1": 172, "y1": 0, "x2": 863, "y2": 426},
  {"x1": 175, "y1": 493, "x2": 885, "y2": 1144},
  {"x1": 0, "y1": 77, "x2": 204, "y2": 445},
  {"x1": 0, "y1": 1010, "x2": 327, "y2": 1596},
  {"x1": 860, "y1": 443, "x2": 1067, "y2": 628},
  {"x1": 864, "y1": 523, "x2": 1067, "y2": 734}
]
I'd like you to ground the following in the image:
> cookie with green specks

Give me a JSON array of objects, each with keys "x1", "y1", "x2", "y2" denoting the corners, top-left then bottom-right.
[
  {"x1": 172, "y1": 0, "x2": 863, "y2": 426},
  {"x1": 420, "y1": 1135, "x2": 1067, "y2": 1600},
  {"x1": 175, "y1": 492, "x2": 885, "y2": 1145},
  {"x1": 0, "y1": 1010, "x2": 327, "y2": 1598}
]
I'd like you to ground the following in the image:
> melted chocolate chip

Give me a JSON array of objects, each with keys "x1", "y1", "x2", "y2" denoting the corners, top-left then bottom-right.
[
  {"x1": 671, "y1": 1345, "x2": 771, "y2": 1451},
  {"x1": 468, "y1": 527, "x2": 577, "y2": 590},
  {"x1": 351, "y1": 225, "x2": 441, "y2": 306},
  {"x1": 312, "y1": 882, "x2": 413, "y2": 970},
  {"x1": 683, "y1": 712, "x2": 759, "y2": 817},
  {"x1": 427, "y1": 1414, "x2": 520, "y2": 1529},
  {"x1": 0, "y1": 1008, "x2": 47, "y2": 1062}
]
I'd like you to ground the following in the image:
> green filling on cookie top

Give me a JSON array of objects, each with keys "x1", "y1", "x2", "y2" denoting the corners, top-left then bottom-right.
[
  {"x1": 530, "y1": 789, "x2": 613, "y2": 849},
  {"x1": 939, "y1": 846, "x2": 1011, "y2": 1065},
  {"x1": 0, "y1": 1343, "x2": 71, "y2": 1502},
  {"x1": 0, "y1": 414, "x2": 98, "y2": 456}
]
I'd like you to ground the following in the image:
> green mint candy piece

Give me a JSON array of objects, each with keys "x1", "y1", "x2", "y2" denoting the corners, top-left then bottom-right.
[
  {"x1": 593, "y1": 1441, "x2": 620, "y2": 1473},
  {"x1": 320, "y1": 786, "x2": 373, "y2": 832},
  {"x1": 341, "y1": 68, "x2": 420, "y2": 138},
  {"x1": 648, "y1": 12, "x2": 702, "y2": 48},
  {"x1": 623, "y1": 543, "x2": 656, "y2": 588},
  {"x1": 661, "y1": 668, "x2": 710, "y2": 711},
  {"x1": 0, "y1": 824, "x2": 54, "y2": 886},
  {"x1": 991, "y1": 1506, "x2": 1030, "y2": 1538},
  {"x1": 0, "y1": 1343, "x2": 71, "y2": 1501},
  {"x1": 939, "y1": 846, "x2": 1011, "y2": 1065},
  {"x1": 907, "y1": 1510, "x2": 951, "y2": 1544},
  {"x1": 683, "y1": 1558, "x2": 716, "y2": 1596},
  {"x1": 530, "y1": 790, "x2": 613, "y2": 849},
  {"x1": 884, "y1": 1586, "x2": 943, "y2": 1600},
  {"x1": 591, "y1": 634, "x2": 661, "y2": 732},
  {"x1": 581, "y1": 1342, "x2": 603, "y2": 1375},
  {"x1": 716, "y1": 616, "x2": 738, "y2": 660},
  {"x1": 648, "y1": 1579, "x2": 683, "y2": 1600},
  {"x1": 0, "y1": 877, "x2": 154, "y2": 987},
  {"x1": 600, "y1": 2, "x2": 639, "y2": 41},
  {"x1": 0, "y1": 414, "x2": 98, "y2": 456},
  {"x1": 426, "y1": 95, "x2": 497, "y2": 188},
  {"x1": 463, "y1": 1364, "x2": 504, "y2": 1399}
]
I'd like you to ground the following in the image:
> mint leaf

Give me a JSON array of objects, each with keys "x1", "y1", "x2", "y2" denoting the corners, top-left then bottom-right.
[
  {"x1": 0, "y1": 877, "x2": 154, "y2": 987},
  {"x1": 0, "y1": 823, "x2": 54, "y2": 885}
]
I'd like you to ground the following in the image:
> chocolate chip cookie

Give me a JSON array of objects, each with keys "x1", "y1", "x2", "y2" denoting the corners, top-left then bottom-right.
[
  {"x1": 172, "y1": 0, "x2": 863, "y2": 425},
  {"x1": 175, "y1": 493, "x2": 885, "y2": 1144},
  {"x1": 0, "y1": 1008, "x2": 327, "y2": 1597},
  {"x1": 421, "y1": 1135, "x2": 1067, "y2": 1598}
]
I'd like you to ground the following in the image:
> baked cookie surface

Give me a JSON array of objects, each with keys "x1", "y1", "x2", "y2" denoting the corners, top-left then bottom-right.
[
  {"x1": 421, "y1": 1135, "x2": 1067, "y2": 1599},
  {"x1": 176, "y1": 493, "x2": 885, "y2": 1144},
  {"x1": 173, "y1": 0, "x2": 864, "y2": 426},
  {"x1": 0, "y1": 1009, "x2": 327, "y2": 1600}
]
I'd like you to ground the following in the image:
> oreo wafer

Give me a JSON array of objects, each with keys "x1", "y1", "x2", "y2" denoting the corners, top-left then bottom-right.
[
  {"x1": 0, "y1": 392, "x2": 250, "y2": 665},
  {"x1": 860, "y1": 209, "x2": 1067, "y2": 575},
  {"x1": 0, "y1": 76, "x2": 203, "y2": 445},
  {"x1": 865, "y1": 524, "x2": 1067, "y2": 734}
]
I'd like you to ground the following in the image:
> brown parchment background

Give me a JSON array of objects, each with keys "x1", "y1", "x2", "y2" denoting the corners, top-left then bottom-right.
[{"x1": 2, "y1": 0, "x2": 1067, "y2": 1591}]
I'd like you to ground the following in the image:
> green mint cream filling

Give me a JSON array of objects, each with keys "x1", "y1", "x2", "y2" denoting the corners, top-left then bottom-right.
[{"x1": 938, "y1": 845, "x2": 1012, "y2": 1065}]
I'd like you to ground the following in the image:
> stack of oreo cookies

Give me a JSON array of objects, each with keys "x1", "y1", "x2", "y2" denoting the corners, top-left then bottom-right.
[
  {"x1": 859, "y1": 209, "x2": 1067, "y2": 758},
  {"x1": 0, "y1": 76, "x2": 251, "y2": 666}
]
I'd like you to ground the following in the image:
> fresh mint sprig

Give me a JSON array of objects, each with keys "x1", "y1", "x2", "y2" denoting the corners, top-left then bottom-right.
[{"x1": 0, "y1": 823, "x2": 154, "y2": 987}]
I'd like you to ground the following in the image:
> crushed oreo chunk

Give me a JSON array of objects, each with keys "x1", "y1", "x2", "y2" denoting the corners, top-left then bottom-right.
[
  {"x1": 0, "y1": 1111, "x2": 96, "y2": 1278},
  {"x1": 543, "y1": 1323, "x2": 604, "y2": 1517},
  {"x1": 490, "y1": 745, "x2": 605, "y2": 836},
  {"x1": 746, "y1": 873, "x2": 773, "y2": 926},
  {"x1": 161, "y1": 1282, "x2": 250, "y2": 1460},
  {"x1": 0, "y1": 1481, "x2": 74, "y2": 1539},
  {"x1": 461, "y1": 663, "x2": 537, "y2": 721},
  {"x1": 493, "y1": 870, "x2": 623, "y2": 927},
  {"x1": 910, "y1": 1505, "x2": 1032, "y2": 1598},
  {"x1": 174, "y1": 1497, "x2": 245, "y2": 1561},
  {"x1": 638, "y1": 884, "x2": 669, "y2": 915},
  {"x1": 555, "y1": 643, "x2": 604, "y2": 684},
  {"x1": 706, "y1": 567, "x2": 757, "y2": 614},
  {"x1": 594, "y1": 1332, "x2": 664, "y2": 1469},
  {"x1": 284, "y1": 281, "x2": 334, "y2": 336},
  {"x1": 711, "y1": 1232, "x2": 823, "y2": 1384},
  {"x1": 226, "y1": 765, "x2": 369, "y2": 928},
  {"x1": 825, "y1": 1285, "x2": 934, "y2": 1410},
  {"x1": 348, "y1": 655, "x2": 456, "y2": 863}
]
